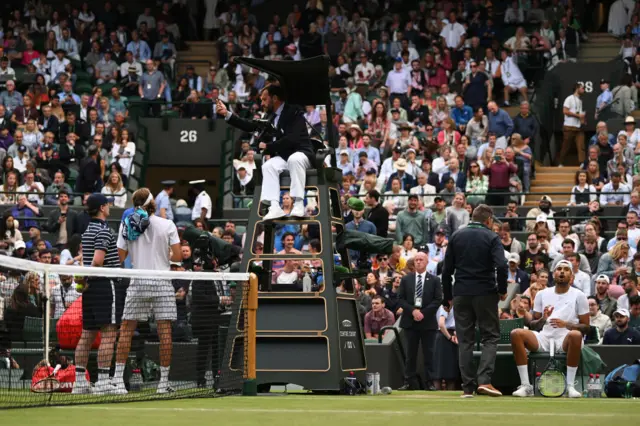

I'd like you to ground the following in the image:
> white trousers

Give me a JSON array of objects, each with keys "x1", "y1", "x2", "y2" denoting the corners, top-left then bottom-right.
[{"x1": 260, "y1": 152, "x2": 310, "y2": 203}]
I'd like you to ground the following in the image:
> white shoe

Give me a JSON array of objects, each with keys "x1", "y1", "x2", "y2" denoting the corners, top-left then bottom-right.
[
  {"x1": 71, "y1": 380, "x2": 93, "y2": 395},
  {"x1": 512, "y1": 384, "x2": 534, "y2": 397},
  {"x1": 157, "y1": 384, "x2": 176, "y2": 394},
  {"x1": 290, "y1": 201, "x2": 305, "y2": 218},
  {"x1": 263, "y1": 204, "x2": 286, "y2": 220},
  {"x1": 110, "y1": 380, "x2": 128, "y2": 395},
  {"x1": 567, "y1": 386, "x2": 581, "y2": 398},
  {"x1": 93, "y1": 379, "x2": 117, "y2": 395},
  {"x1": 558, "y1": 164, "x2": 564, "y2": 167}
]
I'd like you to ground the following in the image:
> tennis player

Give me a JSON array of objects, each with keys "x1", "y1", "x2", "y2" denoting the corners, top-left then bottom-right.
[
  {"x1": 510, "y1": 260, "x2": 589, "y2": 398},
  {"x1": 112, "y1": 188, "x2": 182, "y2": 394}
]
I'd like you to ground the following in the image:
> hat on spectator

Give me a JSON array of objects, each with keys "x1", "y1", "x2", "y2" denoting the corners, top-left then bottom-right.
[
  {"x1": 349, "y1": 124, "x2": 363, "y2": 135},
  {"x1": 613, "y1": 308, "x2": 630, "y2": 318},
  {"x1": 161, "y1": 180, "x2": 176, "y2": 187},
  {"x1": 625, "y1": 116, "x2": 636, "y2": 125},
  {"x1": 507, "y1": 253, "x2": 520, "y2": 264},
  {"x1": 435, "y1": 227, "x2": 446, "y2": 235},
  {"x1": 595, "y1": 274, "x2": 610, "y2": 284},
  {"x1": 540, "y1": 195, "x2": 552, "y2": 203},
  {"x1": 394, "y1": 158, "x2": 408, "y2": 171},
  {"x1": 14, "y1": 240, "x2": 26, "y2": 250},
  {"x1": 599, "y1": 79, "x2": 609, "y2": 85},
  {"x1": 170, "y1": 260, "x2": 182, "y2": 267},
  {"x1": 406, "y1": 148, "x2": 416, "y2": 155},
  {"x1": 18, "y1": 145, "x2": 27, "y2": 153},
  {"x1": 43, "y1": 143, "x2": 53, "y2": 151},
  {"x1": 347, "y1": 197, "x2": 365, "y2": 212},
  {"x1": 176, "y1": 199, "x2": 188, "y2": 208},
  {"x1": 393, "y1": 146, "x2": 403, "y2": 154},
  {"x1": 128, "y1": 65, "x2": 137, "y2": 72},
  {"x1": 398, "y1": 122, "x2": 413, "y2": 130},
  {"x1": 87, "y1": 193, "x2": 113, "y2": 210},
  {"x1": 394, "y1": 57, "x2": 403, "y2": 62},
  {"x1": 535, "y1": 214, "x2": 547, "y2": 223},
  {"x1": 339, "y1": 149, "x2": 349, "y2": 156}
]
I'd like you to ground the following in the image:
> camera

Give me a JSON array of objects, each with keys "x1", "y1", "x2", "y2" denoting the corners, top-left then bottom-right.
[{"x1": 182, "y1": 226, "x2": 241, "y2": 270}]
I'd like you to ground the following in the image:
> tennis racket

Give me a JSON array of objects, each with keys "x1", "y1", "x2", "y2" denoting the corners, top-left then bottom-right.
[
  {"x1": 31, "y1": 364, "x2": 62, "y2": 393},
  {"x1": 537, "y1": 340, "x2": 567, "y2": 397}
]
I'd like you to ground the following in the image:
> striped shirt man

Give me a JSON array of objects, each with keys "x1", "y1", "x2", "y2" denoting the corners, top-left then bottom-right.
[{"x1": 82, "y1": 219, "x2": 120, "y2": 269}]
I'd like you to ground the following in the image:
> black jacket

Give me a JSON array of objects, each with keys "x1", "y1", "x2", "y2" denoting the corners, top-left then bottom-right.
[
  {"x1": 38, "y1": 115, "x2": 60, "y2": 139},
  {"x1": 366, "y1": 202, "x2": 389, "y2": 238},
  {"x1": 397, "y1": 272, "x2": 443, "y2": 330},
  {"x1": 226, "y1": 103, "x2": 314, "y2": 163},
  {"x1": 75, "y1": 157, "x2": 101, "y2": 194},
  {"x1": 442, "y1": 222, "x2": 508, "y2": 301},
  {"x1": 43, "y1": 207, "x2": 78, "y2": 237}
]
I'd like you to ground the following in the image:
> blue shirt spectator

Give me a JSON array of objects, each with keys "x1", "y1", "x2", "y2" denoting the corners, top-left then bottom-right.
[
  {"x1": 487, "y1": 103, "x2": 514, "y2": 138},
  {"x1": 451, "y1": 100, "x2": 473, "y2": 129},
  {"x1": 0, "y1": 81, "x2": 24, "y2": 114},
  {"x1": 11, "y1": 198, "x2": 41, "y2": 231}
]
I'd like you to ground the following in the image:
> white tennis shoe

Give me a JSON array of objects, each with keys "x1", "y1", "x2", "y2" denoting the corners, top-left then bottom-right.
[
  {"x1": 566, "y1": 386, "x2": 582, "y2": 398},
  {"x1": 512, "y1": 384, "x2": 534, "y2": 397}
]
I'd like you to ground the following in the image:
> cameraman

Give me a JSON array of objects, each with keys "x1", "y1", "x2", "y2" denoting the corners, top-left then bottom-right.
[{"x1": 483, "y1": 147, "x2": 517, "y2": 207}]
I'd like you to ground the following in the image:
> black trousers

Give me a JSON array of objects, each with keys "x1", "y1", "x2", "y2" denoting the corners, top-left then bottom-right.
[
  {"x1": 193, "y1": 308, "x2": 221, "y2": 385},
  {"x1": 486, "y1": 188, "x2": 509, "y2": 207},
  {"x1": 453, "y1": 293, "x2": 500, "y2": 394},
  {"x1": 403, "y1": 328, "x2": 437, "y2": 388}
]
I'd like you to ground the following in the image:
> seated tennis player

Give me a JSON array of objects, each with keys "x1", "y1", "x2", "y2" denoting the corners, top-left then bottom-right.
[{"x1": 510, "y1": 260, "x2": 589, "y2": 398}]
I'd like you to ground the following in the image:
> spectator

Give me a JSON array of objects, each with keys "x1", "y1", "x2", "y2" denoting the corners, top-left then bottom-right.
[
  {"x1": 512, "y1": 101, "x2": 538, "y2": 146},
  {"x1": 486, "y1": 101, "x2": 514, "y2": 149},
  {"x1": 570, "y1": 170, "x2": 597, "y2": 206},
  {"x1": 396, "y1": 194, "x2": 425, "y2": 245},
  {"x1": 101, "y1": 171, "x2": 127, "y2": 208},
  {"x1": 600, "y1": 172, "x2": 631, "y2": 206},
  {"x1": 364, "y1": 295, "x2": 395, "y2": 339},
  {"x1": 11, "y1": 195, "x2": 41, "y2": 230},
  {"x1": 483, "y1": 147, "x2": 517, "y2": 206},
  {"x1": 588, "y1": 296, "x2": 612, "y2": 343},
  {"x1": 410, "y1": 172, "x2": 437, "y2": 209},
  {"x1": 602, "y1": 309, "x2": 640, "y2": 344},
  {"x1": 446, "y1": 193, "x2": 470, "y2": 233},
  {"x1": 384, "y1": 176, "x2": 408, "y2": 210},
  {"x1": 0, "y1": 80, "x2": 24, "y2": 115},
  {"x1": 18, "y1": 171, "x2": 44, "y2": 205},
  {"x1": 500, "y1": 51, "x2": 528, "y2": 106},
  {"x1": 618, "y1": 273, "x2": 639, "y2": 311}
]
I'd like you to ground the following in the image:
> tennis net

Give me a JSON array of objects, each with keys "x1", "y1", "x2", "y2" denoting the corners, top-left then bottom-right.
[{"x1": 0, "y1": 254, "x2": 253, "y2": 408}]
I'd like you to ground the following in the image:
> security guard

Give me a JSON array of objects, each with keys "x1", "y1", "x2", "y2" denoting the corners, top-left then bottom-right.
[
  {"x1": 155, "y1": 180, "x2": 175, "y2": 220},
  {"x1": 189, "y1": 179, "x2": 212, "y2": 222}
]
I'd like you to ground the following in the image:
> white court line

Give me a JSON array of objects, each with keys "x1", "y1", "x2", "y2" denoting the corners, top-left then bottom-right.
[
  {"x1": 227, "y1": 395, "x2": 634, "y2": 404},
  {"x1": 54, "y1": 407, "x2": 628, "y2": 417}
]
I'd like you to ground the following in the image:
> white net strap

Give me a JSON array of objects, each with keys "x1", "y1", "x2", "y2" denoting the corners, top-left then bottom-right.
[{"x1": 0, "y1": 255, "x2": 250, "y2": 282}]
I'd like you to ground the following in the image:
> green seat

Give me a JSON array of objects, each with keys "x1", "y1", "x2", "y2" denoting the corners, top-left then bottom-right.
[
  {"x1": 161, "y1": 109, "x2": 180, "y2": 118},
  {"x1": 499, "y1": 318, "x2": 524, "y2": 344},
  {"x1": 99, "y1": 83, "x2": 116, "y2": 93},
  {"x1": 75, "y1": 69, "x2": 91, "y2": 83},
  {"x1": 22, "y1": 317, "x2": 43, "y2": 342},
  {"x1": 75, "y1": 81, "x2": 93, "y2": 94}
]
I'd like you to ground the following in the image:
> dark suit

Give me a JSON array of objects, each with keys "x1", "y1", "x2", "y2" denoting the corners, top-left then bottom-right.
[
  {"x1": 38, "y1": 115, "x2": 60, "y2": 140},
  {"x1": 440, "y1": 171, "x2": 467, "y2": 191},
  {"x1": 397, "y1": 271, "x2": 443, "y2": 389},
  {"x1": 312, "y1": 121, "x2": 338, "y2": 143},
  {"x1": 226, "y1": 103, "x2": 314, "y2": 162}
]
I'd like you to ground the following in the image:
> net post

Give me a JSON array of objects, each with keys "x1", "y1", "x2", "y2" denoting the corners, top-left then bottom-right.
[
  {"x1": 243, "y1": 273, "x2": 258, "y2": 396},
  {"x1": 43, "y1": 270, "x2": 51, "y2": 366}
]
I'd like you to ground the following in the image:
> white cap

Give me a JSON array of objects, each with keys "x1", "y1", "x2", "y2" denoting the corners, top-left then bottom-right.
[
  {"x1": 536, "y1": 214, "x2": 547, "y2": 223},
  {"x1": 14, "y1": 240, "x2": 26, "y2": 250},
  {"x1": 176, "y1": 199, "x2": 188, "y2": 208},
  {"x1": 595, "y1": 274, "x2": 610, "y2": 284},
  {"x1": 613, "y1": 308, "x2": 630, "y2": 318},
  {"x1": 339, "y1": 149, "x2": 349, "y2": 155},
  {"x1": 507, "y1": 253, "x2": 520, "y2": 264},
  {"x1": 189, "y1": 179, "x2": 206, "y2": 185}
]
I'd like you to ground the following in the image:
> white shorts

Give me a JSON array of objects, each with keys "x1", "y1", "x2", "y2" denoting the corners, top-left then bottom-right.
[
  {"x1": 506, "y1": 79, "x2": 527, "y2": 90},
  {"x1": 532, "y1": 331, "x2": 570, "y2": 353},
  {"x1": 122, "y1": 279, "x2": 177, "y2": 322}
]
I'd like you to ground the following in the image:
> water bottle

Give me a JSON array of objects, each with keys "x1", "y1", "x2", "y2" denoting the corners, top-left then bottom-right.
[
  {"x1": 205, "y1": 370, "x2": 215, "y2": 388},
  {"x1": 624, "y1": 381, "x2": 632, "y2": 399},
  {"x1": 129, "y1": 369, "x2": 143, "y2": 392},
  {"x1": 586, "y1": 374, "x2": 594, "y2": 398},
  {"x1": 535, "y1": 372, "x2": 541, "y2": 396},
  {"x1": 595, "y1": 374, "x2": 602, "y2": 398},
  {"x1": 302, "y1": 273, "x2": 312, "y2": 292}
]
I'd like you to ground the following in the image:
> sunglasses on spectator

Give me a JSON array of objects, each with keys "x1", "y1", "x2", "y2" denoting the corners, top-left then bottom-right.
[
  {"x1": 426, "y1": 127, "x2": 434, "y2": 131},
  {"x1": 378, "y1": 257, "x2": 388, "y2": 261}
]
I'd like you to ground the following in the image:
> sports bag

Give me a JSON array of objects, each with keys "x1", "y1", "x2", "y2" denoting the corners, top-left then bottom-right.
[{"x1": 604, "y1": 359, "x2": 640, "y2": 398}]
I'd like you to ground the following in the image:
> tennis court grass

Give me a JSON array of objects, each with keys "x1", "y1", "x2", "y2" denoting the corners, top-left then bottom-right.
[{"x1": 1, "y1": 392, "x2": 635, "y2": 426}]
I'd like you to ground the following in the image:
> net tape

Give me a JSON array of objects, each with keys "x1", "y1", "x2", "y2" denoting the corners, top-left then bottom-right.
[{"x1": 0, "y1": 255, "x2": 250, "y2": 282}]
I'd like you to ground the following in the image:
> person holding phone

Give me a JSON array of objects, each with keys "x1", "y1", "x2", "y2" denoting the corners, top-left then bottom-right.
[{"x1": 483, "y1": 147, "x2": 517, "y2": 206}]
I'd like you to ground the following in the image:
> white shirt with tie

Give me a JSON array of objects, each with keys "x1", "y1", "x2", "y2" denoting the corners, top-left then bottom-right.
[
  {"x1": 410, "y1": 183, "x2": 437, "y2": 208},
  {"x1": 414, "y1": 271, "x2": 427, "y2": 308}
]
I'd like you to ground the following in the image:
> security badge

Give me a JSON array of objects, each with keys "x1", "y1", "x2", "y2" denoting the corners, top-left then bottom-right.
[{"x1": 415, "y1": 297, "x2": 422, "y2": 308}]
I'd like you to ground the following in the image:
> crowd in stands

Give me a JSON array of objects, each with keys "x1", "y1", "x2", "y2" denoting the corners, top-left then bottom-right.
[{"x1": 2, "y1": 0, "x2": 640, "y2": 390}]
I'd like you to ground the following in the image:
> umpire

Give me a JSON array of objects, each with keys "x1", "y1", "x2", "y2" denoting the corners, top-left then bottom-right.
[{"x1": 442, "y1": 204, "x2": 507, "y2": 398}]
